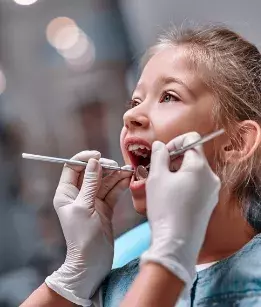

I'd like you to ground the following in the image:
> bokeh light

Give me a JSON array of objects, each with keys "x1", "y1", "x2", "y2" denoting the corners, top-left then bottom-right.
[
  {"x1": 60, "y1": 31, "x2": 89, "y2": 60},
  {"x1": 65, "y1": 42, "x2": 96, "y2": 71},
  {"x1": 46, "y1": 17, "x2": 80, "y2": 51},
  {"x1": 13, "y1": 0, "x2": 39, "y2": 5},
  {"x1": 46, "y1": 17, "x2": 96, "y2": 70}
]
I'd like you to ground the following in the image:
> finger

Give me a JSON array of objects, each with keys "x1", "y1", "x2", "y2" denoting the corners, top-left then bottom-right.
[
  {"x1": 179, "y1": 148, "x2": 206, "y2": 173},
  {"x1": 99, "y1": 158, "x2": 118, "y2": 178},
  {"x1": 165, "y1": 131, "x2": 203, "y2": 154},
  {"x1": 97, "y1": 169, "x2": 132, "y2": 200},
  {"x1": 78, "y1": 158, "x2": 102, "y2": 208},
  {"x1": 59, "y1": 150, "x2": 101, "y2": 187},
  {"x1": 149, "y1": 141, "x2": 170, "y2": 176},
  {"x1": 99, "y1": 158, "x2": 118, "y2": 167},
  {"x1": 104, "y1": 177, "x2": 131, "y2": 210},
  {"x1": 166, "y1": 132, "x2": 203, "y2": 173},
  {"x1": 78, "y1": 157, "x2": 119, "y2": 189},
  {"x1": 169, "y1": 155, "x2": 184, "y2": 172},
  {"x1": 166, "y1": 132, "x2": 207, "y2": 173}
]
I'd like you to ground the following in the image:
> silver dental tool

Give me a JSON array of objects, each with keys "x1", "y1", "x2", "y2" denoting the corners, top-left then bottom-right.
[
  {"x1": 22, "y1": 153, "x2": 134, "y2": 173},
  {"x1": 135, "y1": 128, "x2": 225, "y2": 180},
  {"x1": 22, "y1": 129, "x2": 224, "y2": 178}
]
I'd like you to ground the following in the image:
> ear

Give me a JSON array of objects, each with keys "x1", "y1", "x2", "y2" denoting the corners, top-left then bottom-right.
[{"x1": 222, "y1": 120, "x2": 261, "y2": 163}]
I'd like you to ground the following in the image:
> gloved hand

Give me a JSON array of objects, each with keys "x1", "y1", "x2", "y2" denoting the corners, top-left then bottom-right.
[
  {"x1": 45, "y1": 150, "x2": 132, "y2": 306},
  {"x1": 141, "y1": 132, "x2": 221, "y2": 288}
]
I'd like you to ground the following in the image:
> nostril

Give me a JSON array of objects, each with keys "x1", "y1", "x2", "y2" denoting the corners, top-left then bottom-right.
[{"x1": 131, "y1": 120, "x2": 142, "y2": 127}]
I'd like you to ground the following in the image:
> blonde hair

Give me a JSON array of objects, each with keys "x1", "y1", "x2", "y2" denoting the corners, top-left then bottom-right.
[{"x1": 145, "y1": 25, "x2": 261, "y2": 231}]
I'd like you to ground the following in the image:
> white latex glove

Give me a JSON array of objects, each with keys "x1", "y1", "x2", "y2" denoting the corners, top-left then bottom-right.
[
  {"x1": 45, "y1": 151, "x2": 131, "y2": 306},
  {"x1": 141, "y1": 132, "x2": 221, "y2": 288}
]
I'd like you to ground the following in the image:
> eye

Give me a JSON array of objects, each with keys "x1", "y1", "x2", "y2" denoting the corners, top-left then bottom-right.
[
  {"x1": 127, "y1": 99, "x2": 140, "y2": 109},
  {"x1": 160, "y1": 92, "x2": 181, "y2": 103}
]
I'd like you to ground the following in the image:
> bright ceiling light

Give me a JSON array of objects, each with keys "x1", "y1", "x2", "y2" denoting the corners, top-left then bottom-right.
[{"x1": 13, "y1": 0, "x2": 39, "y2": 5}]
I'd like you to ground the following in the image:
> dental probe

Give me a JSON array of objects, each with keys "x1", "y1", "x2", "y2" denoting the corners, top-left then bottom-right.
[
  {"x1": 22, "y1": 153, "x2": 134, "y2": 173},
  {"x1": 136, "y1": 128, "x2": 225, "y2": 180}
]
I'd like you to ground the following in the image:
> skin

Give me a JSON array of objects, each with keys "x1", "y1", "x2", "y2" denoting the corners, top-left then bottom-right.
[
  {"x1": 120, "y1": 263, "x2": 184, "y2": 307},
  {"x1": 20, "y1": 284, "x2": 73, "y2": 307},
  {"x1": 21, "y1": 44, "x2": 260, "y2": 307},
  {"x1": 120, "y1": 46, "x2": 256, "y2": 264}
]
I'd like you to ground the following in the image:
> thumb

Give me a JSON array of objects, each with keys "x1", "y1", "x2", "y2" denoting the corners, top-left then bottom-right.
[
  {"x1": 149, "y1": 141, "x2": 170, "y2": 176},
  {"x1": 78, "y1": 158, "x2": 102, "y2": 207}
]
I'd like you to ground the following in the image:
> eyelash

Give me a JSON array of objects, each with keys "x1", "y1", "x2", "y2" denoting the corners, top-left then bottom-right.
[
  {"x1": 127, "y1": 92, "x2": 181, "y2": 109},
  {"x1": 127, "y1": 99, "x2": 140, "y2": 109},
  {"x1": 160, "y1": 92, "x2": 181, "y2": 103}
]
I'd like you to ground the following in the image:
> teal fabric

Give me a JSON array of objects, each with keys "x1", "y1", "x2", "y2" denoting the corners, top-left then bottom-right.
[
  {"x1": 103, "y1": 233, "x2": 261, "y2": 306},
  {"x1": 112, "y1": 222, "x2": 150, "y2": 269}
]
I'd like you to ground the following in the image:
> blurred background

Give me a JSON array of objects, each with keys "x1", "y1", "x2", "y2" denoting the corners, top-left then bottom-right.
[{"x1": 0, "y1": 0, "x2": 260, "y2": 305}]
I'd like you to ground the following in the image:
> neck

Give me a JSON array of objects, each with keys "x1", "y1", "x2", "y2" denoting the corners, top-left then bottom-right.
[{"x1": 198, "y1": 193, "x2": 256, "y2": 264}]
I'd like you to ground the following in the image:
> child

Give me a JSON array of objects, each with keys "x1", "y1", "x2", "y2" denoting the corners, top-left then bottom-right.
[{"x1": 23, "y1": 25, "x2": 261, "y2": 307}]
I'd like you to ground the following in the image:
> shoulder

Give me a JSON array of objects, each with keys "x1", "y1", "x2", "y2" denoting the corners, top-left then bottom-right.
[
  {"x1": 198, "y1": 233, "x2": 261, "y2": 280},
  {"x1": 103, "y1": 258, "x2": 140, "y2": 290},
  {"x1": 195, "y1": 234, "x2": 261, "y2": 306},
  {"x1": 212, "y1": 233, "x2": 261, "y2": 277},
  {"x1": 102, "y1": 258, "x2": 140, "y2": 305}
]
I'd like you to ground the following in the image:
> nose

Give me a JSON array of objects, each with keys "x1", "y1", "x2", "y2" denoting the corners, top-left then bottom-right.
[{"x1": 123, "y1": 108, "x2": 150, "y2": 130}]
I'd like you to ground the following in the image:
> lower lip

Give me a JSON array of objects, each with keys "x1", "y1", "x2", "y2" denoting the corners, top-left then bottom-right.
[{"x1": 129, "y1": 175, "x2": 146, "y2": 192}]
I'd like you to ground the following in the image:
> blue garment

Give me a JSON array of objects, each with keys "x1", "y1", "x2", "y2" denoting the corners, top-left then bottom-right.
[
  {"x1": 112, "y1": 222, "x2": 150, "y2": 269},
  {"x1": 103, "y1": 233, "x2": 261, "y2": 306}
]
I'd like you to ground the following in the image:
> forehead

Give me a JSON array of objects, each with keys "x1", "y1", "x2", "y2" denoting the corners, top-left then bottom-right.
[{"x1": 137, "y1": 46, "x2": 206, "y2": 95}]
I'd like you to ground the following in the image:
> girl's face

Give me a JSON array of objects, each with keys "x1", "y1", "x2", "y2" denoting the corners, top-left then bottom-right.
[{"x1": 120, "y1": 46, "x2": 222, "y2": 214}]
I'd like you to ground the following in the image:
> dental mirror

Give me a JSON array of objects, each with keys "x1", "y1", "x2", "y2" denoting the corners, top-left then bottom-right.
[{"x1": 135, "y1": 165, "x2": 149, "y2": 180}]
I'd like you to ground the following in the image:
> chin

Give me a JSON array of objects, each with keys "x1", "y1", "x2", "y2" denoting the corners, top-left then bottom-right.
[{"x1": 132, "y1": 196, "x2": 147, "y2": 216}]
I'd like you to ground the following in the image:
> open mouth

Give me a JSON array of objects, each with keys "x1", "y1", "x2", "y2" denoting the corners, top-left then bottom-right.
[{"x1": 125, "y1": 141, "x2": 152, "y2": 181}]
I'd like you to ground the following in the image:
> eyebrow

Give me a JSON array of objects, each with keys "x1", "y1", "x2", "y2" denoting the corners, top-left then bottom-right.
[
  {"x1": 135, "y1": 76, "x2": 196, "y2": 99},
  {"x1": 157, "y1": 76, "x2": 196, "y2": 98}
]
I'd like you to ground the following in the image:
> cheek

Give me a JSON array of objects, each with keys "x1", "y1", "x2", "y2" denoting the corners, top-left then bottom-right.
[
  {"x1": 120, "y1": 127, "x2": 129, "y2": 163},
  {"x1": 152, "y1": 104, "x2": 215, "y2": 139},
  {"x1": 151, "y1": 107, "x2": 219, "y2": 167},
  {"x1": 203, "y1": 141, "x2": 223, "y2": 173},
  {"x1": 158, "y1": 101, "x2": 214, "y2": 131},
  {"x1": 120, "y1": 127, "x2": 126, "y2": 149},
  {"x1": 152, "y1": 108, "x2": 196, "y2": 144}
]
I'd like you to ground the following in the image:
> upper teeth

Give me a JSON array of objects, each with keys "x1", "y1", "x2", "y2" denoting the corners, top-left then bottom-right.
[
  {"x1": 127, "y1": 144, "x2": 150, "y2": 158},
  {"x1": 127, "y1": 144, "x2": 150, "y2": 151}
]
